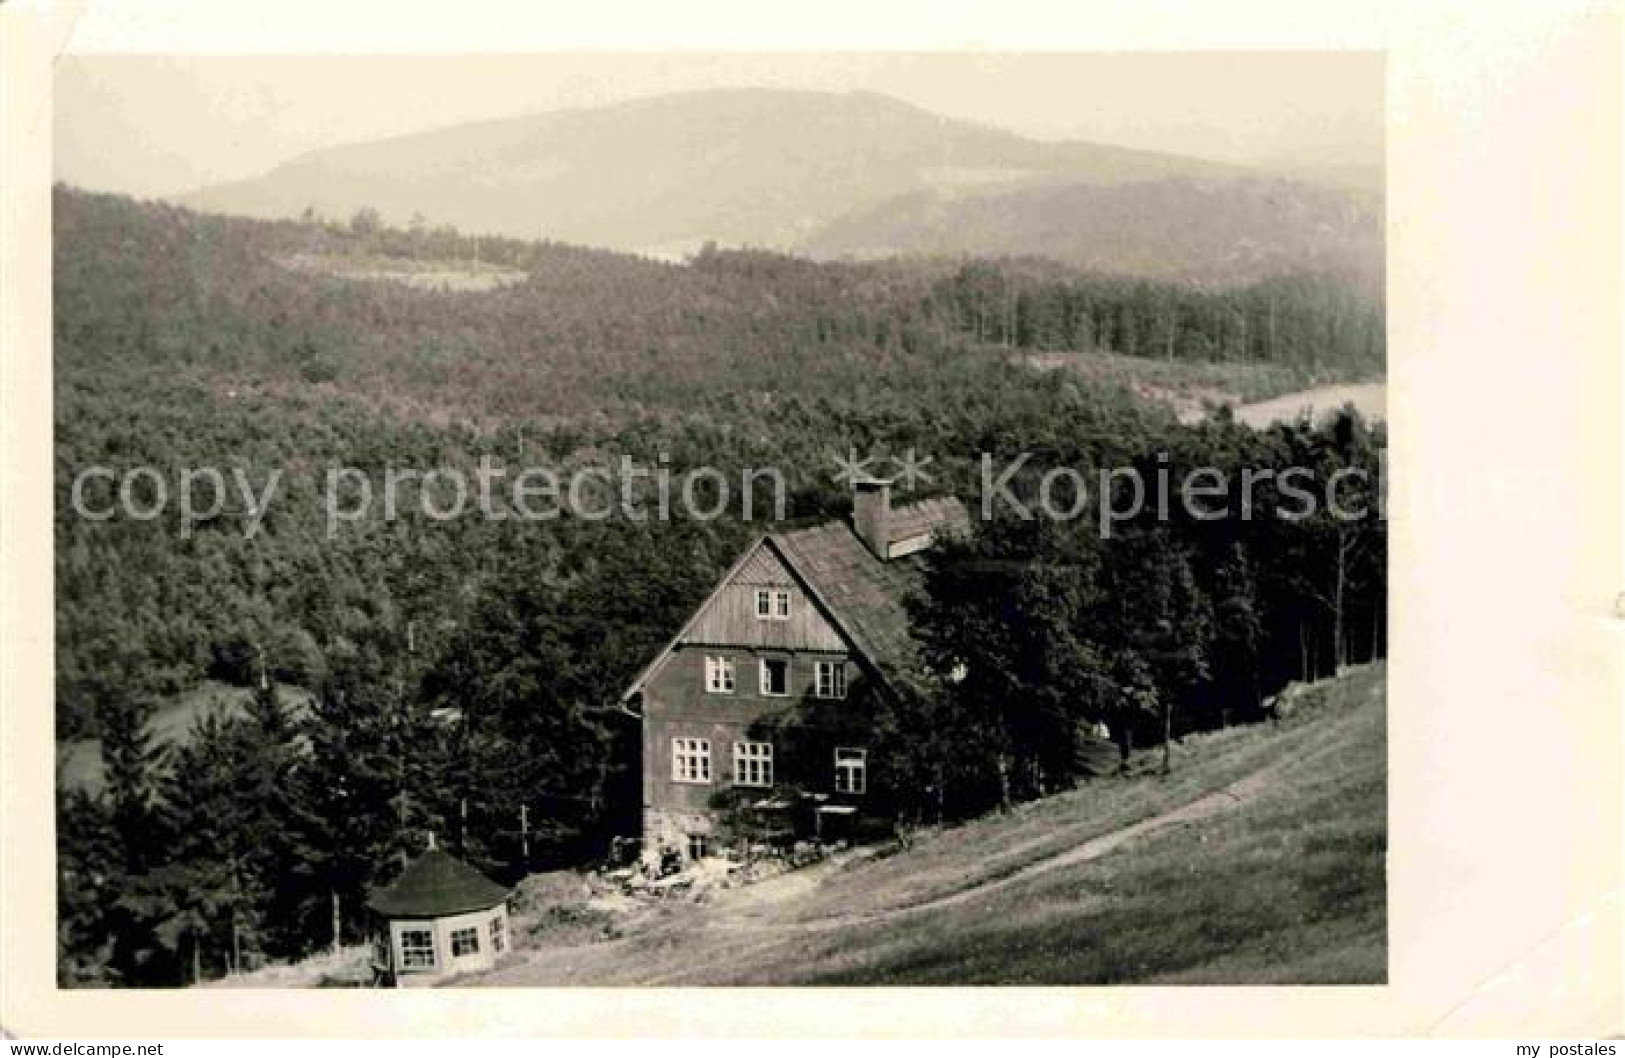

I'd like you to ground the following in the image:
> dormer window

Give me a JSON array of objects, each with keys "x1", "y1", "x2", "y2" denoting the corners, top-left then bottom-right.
[{"x1": 755, "y1": 588, "x2": 790, "y2": 621}]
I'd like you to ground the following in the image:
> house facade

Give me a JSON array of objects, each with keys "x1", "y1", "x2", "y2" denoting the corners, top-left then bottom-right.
[{"x1": 621, "y1": 478, "x2": 969, "y2": 863}]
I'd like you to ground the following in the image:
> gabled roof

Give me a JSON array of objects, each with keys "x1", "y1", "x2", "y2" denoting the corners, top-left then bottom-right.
[
  {"x1": 365, "y1": 849, "x2": 511, "y2": 918},
  {"x1": 620, "y1": 495, "x2": 970, "y2": 700}
]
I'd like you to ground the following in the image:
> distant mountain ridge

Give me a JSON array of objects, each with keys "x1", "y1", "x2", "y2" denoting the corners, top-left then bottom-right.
[{"x1": 180, "y1": 88, "x2": 1381, "y2": 286}]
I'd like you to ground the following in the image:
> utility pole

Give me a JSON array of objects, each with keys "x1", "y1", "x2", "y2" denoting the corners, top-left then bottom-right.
[
  {"x1": 393, "y1": 621, "x2": 414, "y2": 859},
  {"x1": 519, "y1": 804, "x2": 530, "y2": 864},
  {"x1": 230, "y1": 863, "x2": 243, "y2": 976}
]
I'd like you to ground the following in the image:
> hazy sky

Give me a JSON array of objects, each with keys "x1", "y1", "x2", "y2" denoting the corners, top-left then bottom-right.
[{"x1": 56, "y1": 53, "x2": 1383, "y2": 198}]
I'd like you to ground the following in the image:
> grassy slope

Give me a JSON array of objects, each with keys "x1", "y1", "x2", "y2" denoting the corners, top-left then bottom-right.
[
  {"x1": 476, "y1": 663, "x2": 1385, "y2": 986},
  {"x1": 797, "y1": 671, "x2": 1386, "y2": 985}
]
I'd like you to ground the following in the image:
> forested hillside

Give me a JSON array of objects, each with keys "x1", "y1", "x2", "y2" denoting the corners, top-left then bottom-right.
[
  {"x1": 53, "y1": 187, "x2": 1384, "y2": 985},
  {"x1": 926, "y1": 259, "x2": 1382, "y2": 368}
]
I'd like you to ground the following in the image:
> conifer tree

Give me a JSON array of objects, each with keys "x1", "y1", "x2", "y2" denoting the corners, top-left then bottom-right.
[
  {"x1": 96, "y1": 692, "x2": 177, "y2": 982},
  {"x1": 155, "y1": 710, "x2": 271, "y2": 980},
  {"x1": 56, "y1": 787, "x2": 119, "y2": 985},
  {"x1": 239, "y1": 674, "x2": 306, "y2": 958},
  {"x1": 283, "y1": 641, "x2": 425, "y2": 952}
]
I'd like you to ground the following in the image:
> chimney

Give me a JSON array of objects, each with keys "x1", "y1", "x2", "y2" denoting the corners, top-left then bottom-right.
[{"x1": 852, "y1": 476, "x2": 893, "y2": 559}]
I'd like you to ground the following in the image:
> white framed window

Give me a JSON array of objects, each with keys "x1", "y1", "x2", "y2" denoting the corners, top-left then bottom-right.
[
  {"x1": 755, "y1": 588, "x2": 791, "y2": 621},
  {"x1": 814, "y1": 660, "x2": 847, "y2": 699},
  {"x1": 759, "y1": 657, "x2": 790, "y2": 696},
  {"x1": 835, "y1": 747, "x2": 867, "y2": 795},
  {"x1": 733, "y1": 742, "x2": 774, "y2": 787},
  {"x1": 671, "y1": 738, "x2": 712, "y2": 783},
  {"x1": 450, "y1": 927, "x2": 480, "y2": 957},
  {"x1": 489, "y1": 916, "x2": 506, "y2": 954},
  {"x1": 705, "y1": 655, "x2": 735, "y2": 693},
  {"x1": 686, "y1": 834, "x2": 709, "y2": 860},
  {"x1": 400, "y1": 928, "x2": 435, "y2": 969}
]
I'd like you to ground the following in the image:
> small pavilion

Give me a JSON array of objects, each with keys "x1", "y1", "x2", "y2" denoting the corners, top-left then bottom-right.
[{"x1": 366, "y1": 838, "x2": 513, "y2": 985}]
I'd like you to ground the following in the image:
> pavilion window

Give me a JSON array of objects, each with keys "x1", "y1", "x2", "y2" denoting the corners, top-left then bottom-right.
[{"x1": 450, "y1": 927, "x2": 480, "y2": 957}]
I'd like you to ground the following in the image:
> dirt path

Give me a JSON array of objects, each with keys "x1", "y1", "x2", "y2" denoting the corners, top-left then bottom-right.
[{"x1": 723, "y1": 769, "x2": 1258, "y2": 932}]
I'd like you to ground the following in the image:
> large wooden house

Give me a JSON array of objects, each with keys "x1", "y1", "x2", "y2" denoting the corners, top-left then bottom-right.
[{"x1": 621, "y1": 478, "x2": 970, "y2": 863}]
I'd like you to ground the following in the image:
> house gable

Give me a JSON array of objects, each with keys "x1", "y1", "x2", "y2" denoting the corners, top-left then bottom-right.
[
  {"x1": 678, "y1": 541, "x2": 847, "y2": 652},
  {"x1": 621, "y1": 495, "x2": 971, "y2": 704}
]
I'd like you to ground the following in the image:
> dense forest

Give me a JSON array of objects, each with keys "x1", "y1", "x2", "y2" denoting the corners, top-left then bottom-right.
[
  {"x1": 53, "y1": 187, "x2": 1384, "y2": 985},
  {"x1": 927, "y1": 260, "x2": 1382, "y2": 370}
]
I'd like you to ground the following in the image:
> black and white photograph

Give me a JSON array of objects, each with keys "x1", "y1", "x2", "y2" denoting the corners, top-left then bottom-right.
[{"x1": 1, "y1": 0, "x2": 1619, "y2": 1043}]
